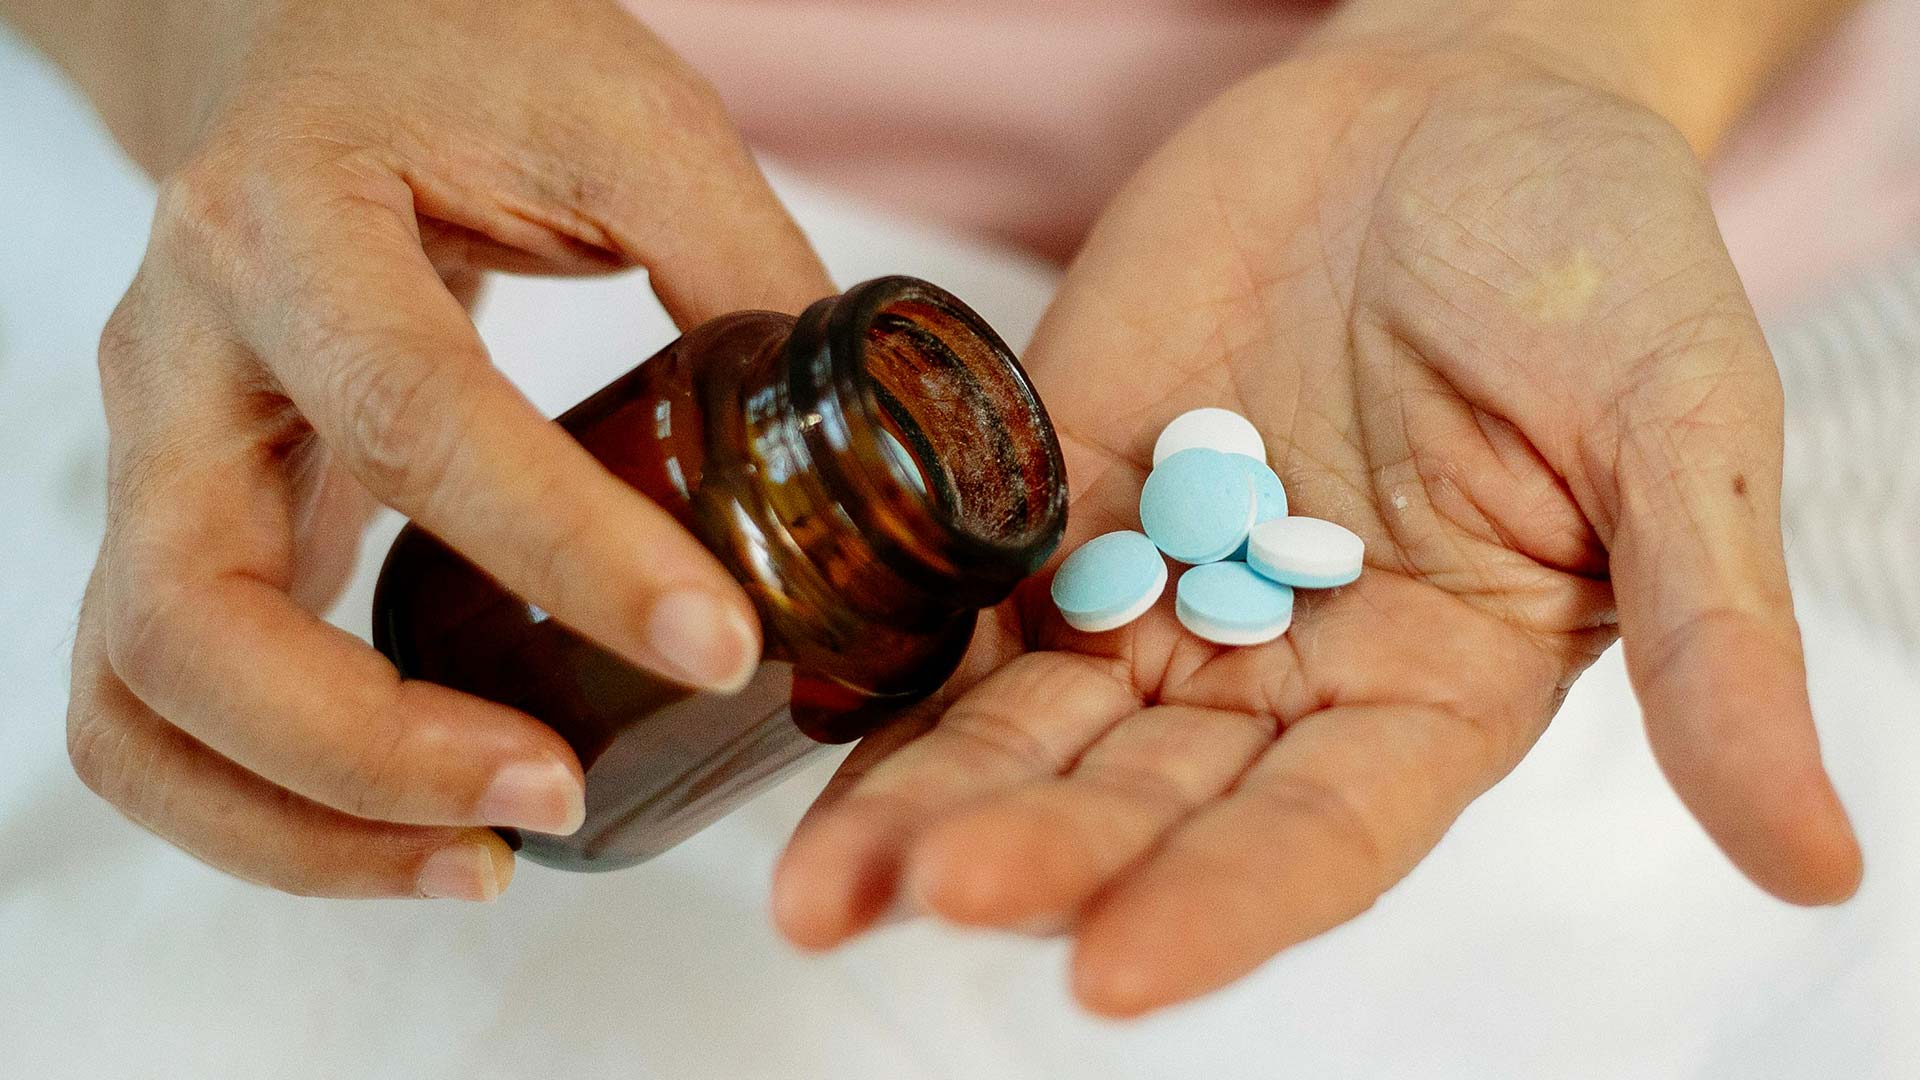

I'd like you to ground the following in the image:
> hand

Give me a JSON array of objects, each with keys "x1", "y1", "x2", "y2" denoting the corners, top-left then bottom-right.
[
  {"x1": 65, "y1": 0, "x2": 831, "y2": 900},
  {"x1": 772, "y1": 42, "x2": 1862, "y2": 1014}
]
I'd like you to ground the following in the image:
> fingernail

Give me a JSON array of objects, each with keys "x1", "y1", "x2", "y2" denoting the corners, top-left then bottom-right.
[
  {"x1": 418, "y1": 843, "x2": 505, "y2": 902},
  {"x1": 645, "y1": 588, "x2": 758, "y2": 693},
  {"x1": 478, "y1": 758, "x2": 586, "y2": 835}
]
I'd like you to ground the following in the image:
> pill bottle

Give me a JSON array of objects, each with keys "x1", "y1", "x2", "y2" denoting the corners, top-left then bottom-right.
[{"x1": 371, "y1": 277, "x2": 1068, "y2": 871}]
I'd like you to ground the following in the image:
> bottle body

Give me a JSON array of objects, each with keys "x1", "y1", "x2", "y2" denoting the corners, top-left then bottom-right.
[{"x1": 373, "y1": 279, "x2": 1066, "y2": 870}]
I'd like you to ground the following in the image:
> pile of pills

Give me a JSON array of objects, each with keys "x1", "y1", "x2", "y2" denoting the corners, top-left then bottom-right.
[{"x1": 1050, "y1": 408, "x2": 1364, "y2": 646}]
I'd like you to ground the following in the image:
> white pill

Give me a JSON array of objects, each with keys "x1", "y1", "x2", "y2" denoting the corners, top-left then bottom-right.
[
  {"x1": 1152, "y1": 407, "x2": 1266, "y2": 468},
  {"x1": 1245, "y1": 517, "x2": 1365, "y2": 589}
]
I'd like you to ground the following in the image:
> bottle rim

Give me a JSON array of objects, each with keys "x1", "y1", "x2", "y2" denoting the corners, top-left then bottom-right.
[{"x1": 786, "y1": 276, "x2": 1069, "y2": 609}]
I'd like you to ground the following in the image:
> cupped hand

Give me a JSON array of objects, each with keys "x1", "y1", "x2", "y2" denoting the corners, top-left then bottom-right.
[
  {"x1": 67, "y1": 0, "x2": 831, "y2": 900},
  {"x1": 773, "y1": 44, "x2": 1862, "y2": 1014}
]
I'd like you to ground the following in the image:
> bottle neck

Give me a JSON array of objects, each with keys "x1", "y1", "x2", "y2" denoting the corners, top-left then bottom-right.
[{"x1": 715, "y1": 277, "x2": 1067, "y2": 626}]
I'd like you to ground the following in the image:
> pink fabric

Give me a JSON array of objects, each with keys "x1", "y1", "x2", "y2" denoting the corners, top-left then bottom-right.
[
  {"x1": 638, "y1": 0, "x2": 1317, "y2": 259},
  {"x1": 634, "y1": 0, "x2": 1920, "y2": 314},
  {"x1": 1709, "y1": 0, "x2": 1920, "y2": 317}
]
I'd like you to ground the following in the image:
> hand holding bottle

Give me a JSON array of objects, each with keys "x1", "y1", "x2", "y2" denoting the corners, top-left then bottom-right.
[{"x1": 38, "y1": 0, "x2": 830, "y2": 901}]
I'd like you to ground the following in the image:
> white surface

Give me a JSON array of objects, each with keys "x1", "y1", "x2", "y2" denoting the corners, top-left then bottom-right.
[
  {"x1": 1246, "y1": 516, "x2": 1365, "y2": 589},
  {"x1": 3, "y1": 27, "x2": 1918, "y2": 1080},
  {"x1": 1150, "y1": 406, "x2": 1266, "y2": 468},
  {"x1": 1773, "y1": 250, "x2": 1920, "y2": 654}
]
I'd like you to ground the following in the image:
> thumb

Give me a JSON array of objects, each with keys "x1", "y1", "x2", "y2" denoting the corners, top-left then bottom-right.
[{"x1": 1605, "y1": 337, "x2": 1862, "y2": 905}]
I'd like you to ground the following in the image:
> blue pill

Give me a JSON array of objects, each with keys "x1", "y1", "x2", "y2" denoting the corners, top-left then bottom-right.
[
  {"x1": 1228, "y1": 454, "x2": 1288, "y2": 560},
  {"x1": 1140, "y1": 448, "x2": 1256, "y2": 564},
  {"x1": 1050, "y1": 530, "x2": 1168, "y2": 632},
  {"x1": 1175, "y1": 561, "x2": 1295, "y2": 646}
]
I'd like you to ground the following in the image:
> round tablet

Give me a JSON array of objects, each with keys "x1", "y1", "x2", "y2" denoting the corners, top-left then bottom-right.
[
  {"x1": 1175, "y1": 561, "x2": 1295, "y2": 646},
  {"x1": 1050, "y1": 531, "x2": 1168, "y2": 632},
  {"x1": 1246, "y1": 516, "x2": 1365, "y2": 589},
  {"x1": 1140, "y1": 448, "x2": 1256, "y2": 564},
  {"x1": 1152, "y1": 407, "x2": 1266, "y2": 467},
  {"x1": 1228, "y1": 454, "x2": 1288, "y2": 560}
]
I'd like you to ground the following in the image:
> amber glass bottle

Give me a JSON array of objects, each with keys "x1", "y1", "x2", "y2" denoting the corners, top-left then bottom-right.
[{"x1": 372, "y1": 277, "x2": 1067, "y2": 871}]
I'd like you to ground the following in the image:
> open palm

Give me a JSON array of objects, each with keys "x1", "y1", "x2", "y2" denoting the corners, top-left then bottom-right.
[{"x1": 774, "y1": 46, "x2": 1861, "y2": 1015}]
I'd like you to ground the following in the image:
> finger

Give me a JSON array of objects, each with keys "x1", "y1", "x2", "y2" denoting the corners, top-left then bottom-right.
[
  {"x1": 1605, "y1": 344, "x2": 1861, "y2": 905},
  {"x1": 903, "y1": 704, "x2": 1275, "y2": 934},
  {"x1": 771, "y1": 651, "x2": 1141, "y2": 948},
  {"x1": 94, "y1": 311, "x2": 587, "y2": 832},
  {"x1": 1070, "y1": 702, "x2": 1503, "y2": 1017},
  {"x1": 580, "y1": 72, "x2": 834, "y2": 328},
  {"x1": 215, "y1": 165, "x2": 763, "y2": 693},
  {"x1": 103, "y1": 445, "x2": 588, "y2": 833},
  {"x1": 69, "y1": 587, "x2": 513, "y2": 901},
  {"x1": 394, "y1": 19, "x2": 833, "y2": 325}
]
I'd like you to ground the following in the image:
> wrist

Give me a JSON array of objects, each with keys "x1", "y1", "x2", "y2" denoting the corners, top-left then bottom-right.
[
  {"x1": 1310, "y1": 0, "x2": 1858, "y2": 156},
  {"x1": 7, "y1": 0, "x2": 258, "y2": 176}
]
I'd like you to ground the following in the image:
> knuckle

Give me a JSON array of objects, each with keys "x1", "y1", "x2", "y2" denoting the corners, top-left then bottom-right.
[
  {"x1": 151, "y1": 155, "x2": 261, "y2": 272},
  {"x1": 65, "y1": 707, "x2": 122, "y2": 800},
  {"x1": 316, "y1": 745, "x2": 407, "y2": 818},
  {"x1": 102, "y1": 584, "x2": 182, "y2": 705},
  {"x1": 343, "y1": 722, "x2": 414, "y2": 814},
  {"x1": 283, "y1": 680, "x2": 427, "y2": 824},
  {"x1": 517, "y1": 500, "x2": 599, "y2": 613},
  {"x1": 326, "y1": 724, "x2": 415, "y2": 822},
  {"x1": 96, "y1": 288, "x2": 149, "y2": 383},
  {"x1": 323, "y1": 351, "x2": 461, "y2": 511}
]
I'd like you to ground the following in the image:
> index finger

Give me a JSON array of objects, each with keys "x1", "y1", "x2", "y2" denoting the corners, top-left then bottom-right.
[
  {"x1": 1069, "y1": 700, "x2": 1506, "y2": 1017},
  {"x1": 226, "y1": 166, "x2": 762, "y2": 692}
]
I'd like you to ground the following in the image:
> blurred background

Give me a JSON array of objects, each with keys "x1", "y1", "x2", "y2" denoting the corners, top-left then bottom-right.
[{"x1": 1, "y1": 6, "x2": 1916, "y2": 1078}]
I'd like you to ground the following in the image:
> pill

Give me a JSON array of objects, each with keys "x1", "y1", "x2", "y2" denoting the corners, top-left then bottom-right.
[
  {"x1": 1246, "y1": 516, "x2": 1365, "y2": 589},
  {"x1": 1152, "y1": 407, "x2": 1266, "y2": 467},
  {"x1": 1228, "y1": 454, "x2": 1288, "y2": 560},
  {"x1": 1175, "y1": 561, "x2": 1295, "y2": 645},
  {"x1": 1050, "y1": 530, "x2": 1168, "y2": 632},
  {"x1": 1140, "y1": 447, "x2": 1256, "y2": 564}
]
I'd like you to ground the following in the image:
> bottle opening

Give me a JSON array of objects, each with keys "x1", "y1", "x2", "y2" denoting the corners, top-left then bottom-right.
[{"x1": 791, "y1": 277, "x2": 1069, "y2": 607}]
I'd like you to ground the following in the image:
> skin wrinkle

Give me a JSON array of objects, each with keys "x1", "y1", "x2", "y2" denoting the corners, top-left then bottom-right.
[
  {"x1": 1077, "y1": 710, "x2": 1272, "y2": 806},
  {"x1": 1375, "y1": 341, "x2": 1604, "y2": 610},
  {"x1": 1375, "y1": 382, "x2": 1487, "y2": 590},
  {"x1": 1158, "y1": 635, "x2": 1309, "y2": 731},
  {"x1": 1595, "y1": 259, "x2": 1737, "y2": 330},
  {"x1": 941, "y1": 674, "x2": 1117, "y2": 777},
  {"x1": 1474, "y1": 477, "x2": 1605, "y2": 583},
  {"x1": 1397, "y1": 190, "x2": 1544, "y2": 286}
]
